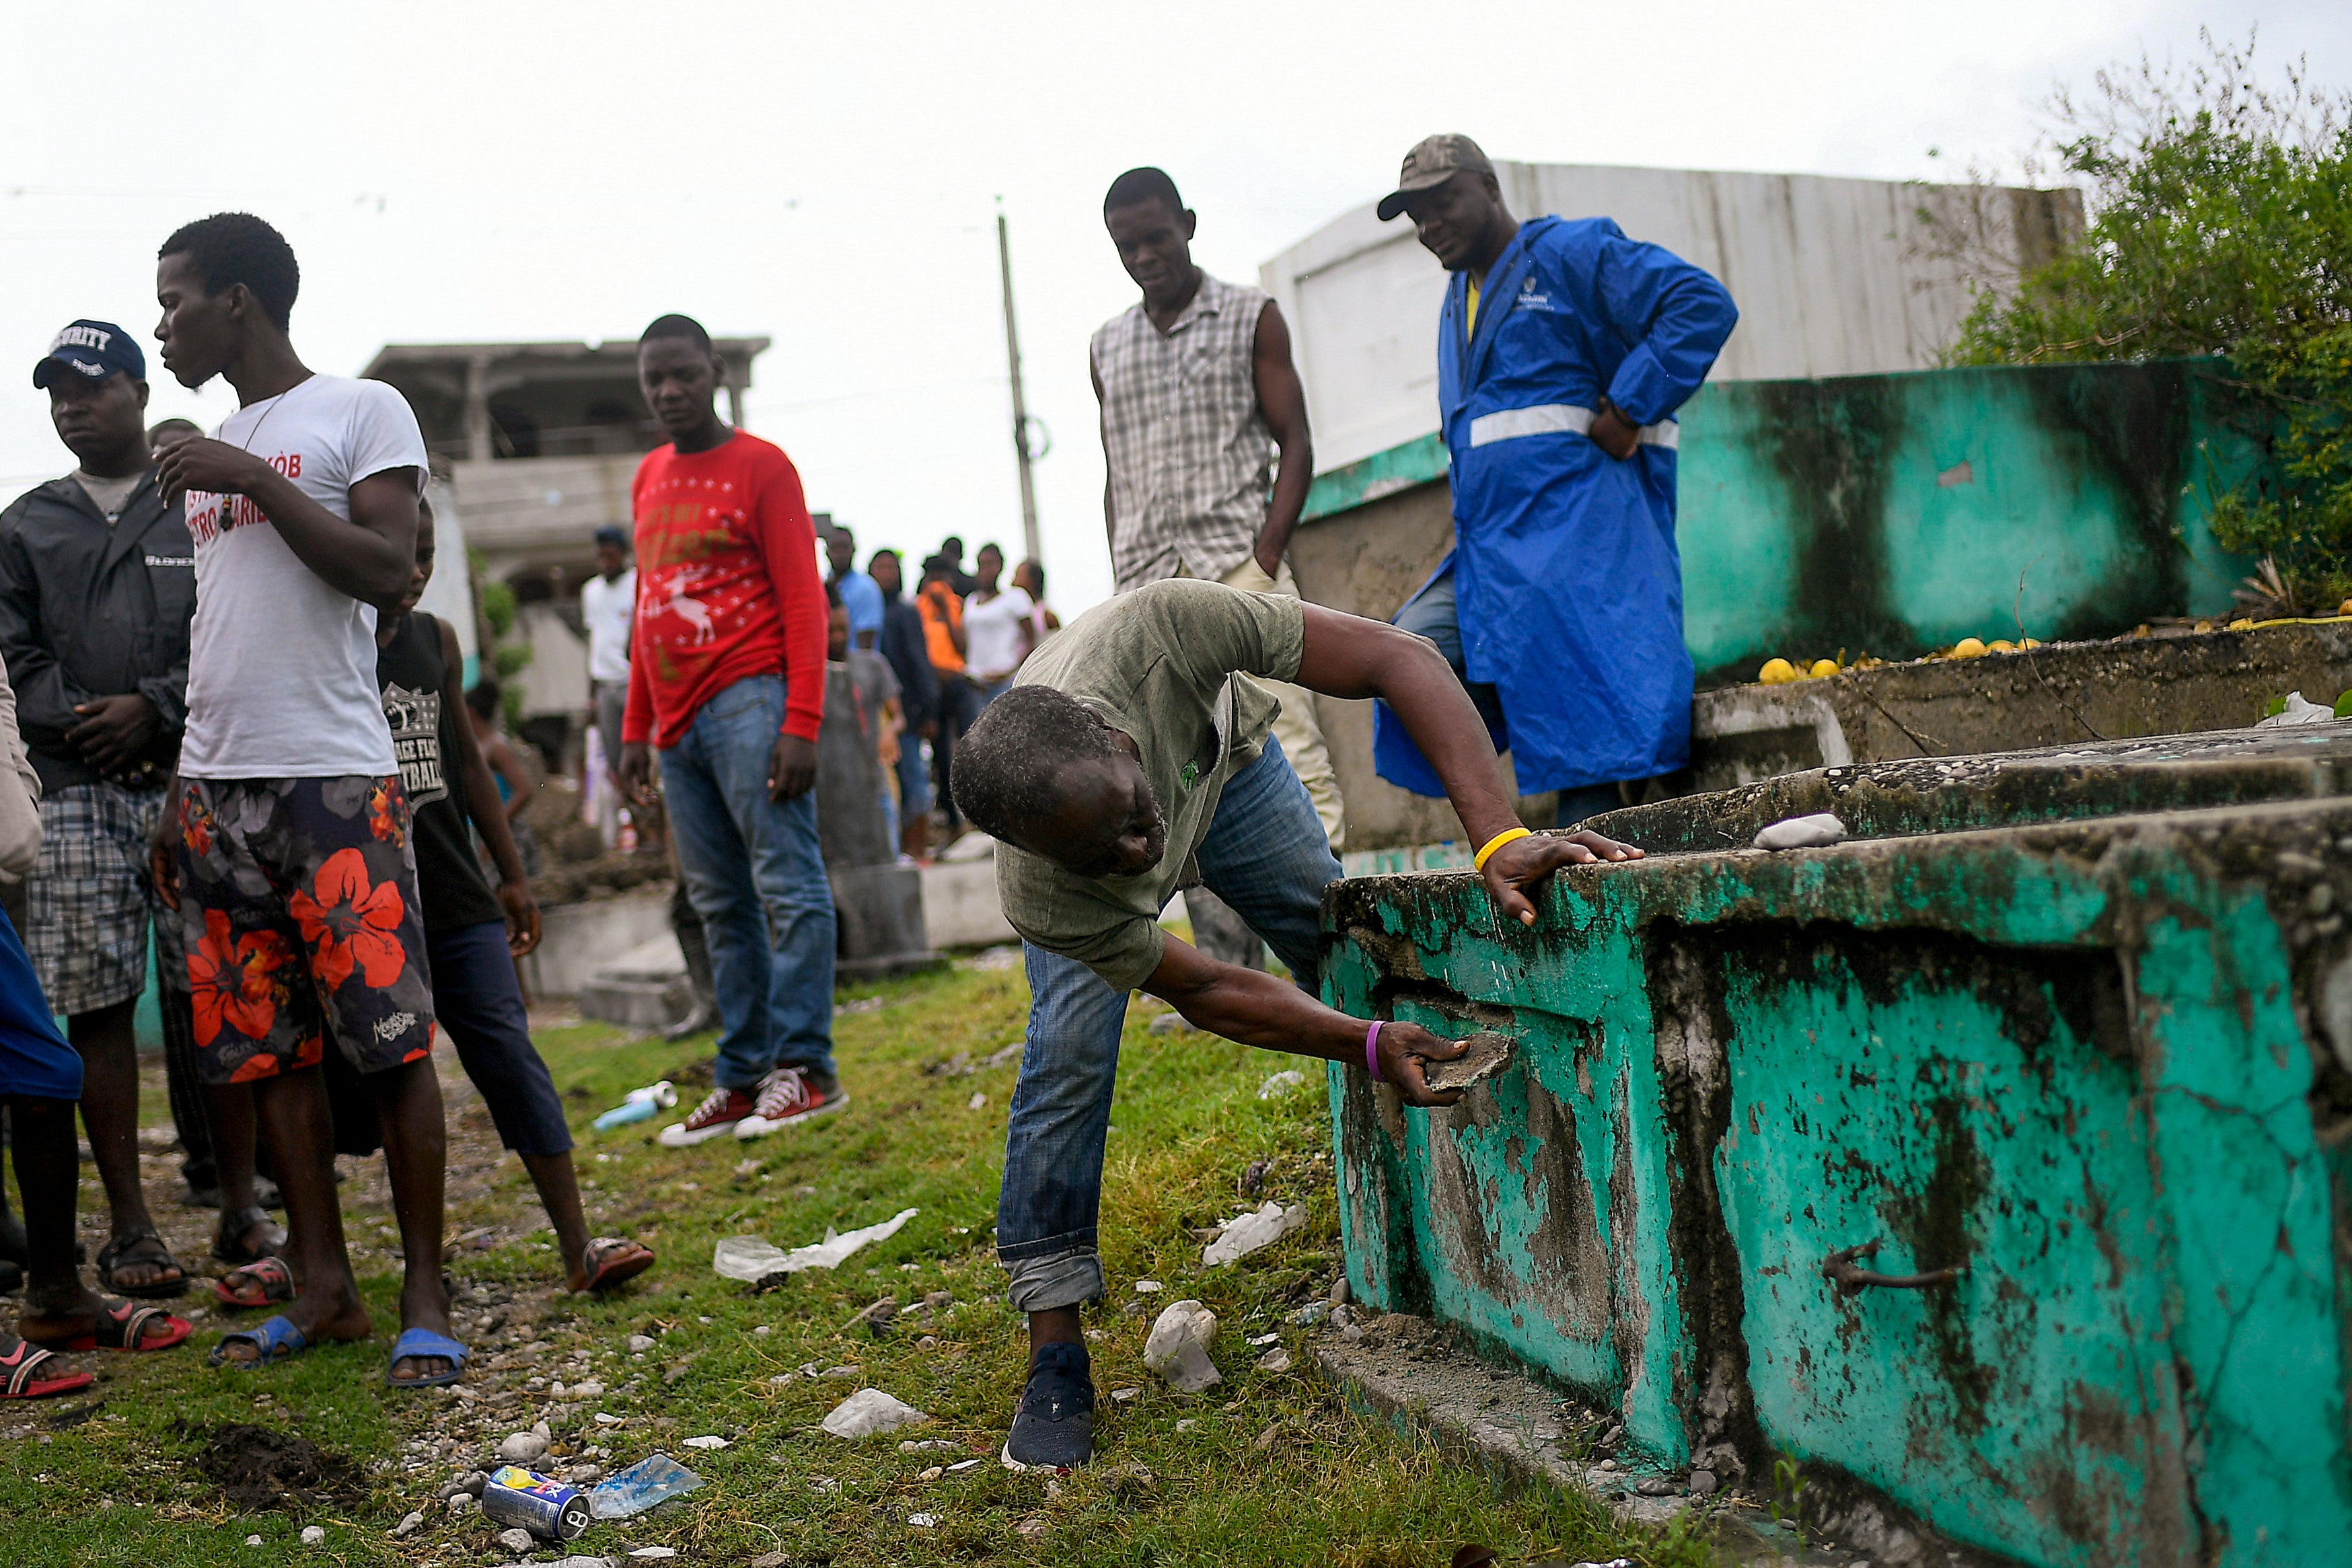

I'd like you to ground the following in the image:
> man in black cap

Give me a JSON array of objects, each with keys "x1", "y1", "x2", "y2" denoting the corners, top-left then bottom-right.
[{"x1": 0, "y1": 323, "x2": 274, "y2": 1294}]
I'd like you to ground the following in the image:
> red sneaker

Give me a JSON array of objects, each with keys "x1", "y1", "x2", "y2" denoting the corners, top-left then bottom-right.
[
  {"x1": 658, "y1": 1086, "x2": 758, "y2": 1147},
  {"x1": 734, "y1": 1068, "x2": 850, "y2": 1139}
]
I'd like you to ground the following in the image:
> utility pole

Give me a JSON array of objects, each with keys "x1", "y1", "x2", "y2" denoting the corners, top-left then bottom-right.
[{"x1": 996, "y1": 199, "x2": 1046, "y2": 564}]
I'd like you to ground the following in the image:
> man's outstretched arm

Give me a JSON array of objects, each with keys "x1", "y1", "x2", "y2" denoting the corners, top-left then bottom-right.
[
  {"x1": 1292, "y1": 601, "x2": 1641, "y2": 924},
  {"x1": 1142, "y1": 930, "x2": 1467, "y2": 1107}
]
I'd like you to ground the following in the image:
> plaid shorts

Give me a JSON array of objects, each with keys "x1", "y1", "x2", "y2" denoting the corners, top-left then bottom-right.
[
  {"x1": 174, "y1": 776, "x2": 437, "y2": 1086},
  {"x1": 27, "y1": 780, "x2": 182, "y2": 1017}
]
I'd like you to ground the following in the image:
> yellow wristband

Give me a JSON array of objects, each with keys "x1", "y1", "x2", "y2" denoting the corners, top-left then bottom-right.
[{"x1": 1473, "y1": 827, "x2": 1533, "y2": 871}]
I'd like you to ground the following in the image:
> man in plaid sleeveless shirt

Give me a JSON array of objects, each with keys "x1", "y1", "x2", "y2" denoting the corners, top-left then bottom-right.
[{"x1": 1091, "y1": 167, "x2": 1346, "y2": 852}]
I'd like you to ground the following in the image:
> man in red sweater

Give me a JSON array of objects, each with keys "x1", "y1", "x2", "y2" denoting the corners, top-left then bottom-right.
[{"x1": 618, "y1": 314, "x2": 842, "y2": 1146}]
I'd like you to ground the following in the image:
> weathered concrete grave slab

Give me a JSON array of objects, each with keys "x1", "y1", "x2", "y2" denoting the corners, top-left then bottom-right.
[
  {"x1": 1321, "y1": 730, "x2": 2352, "y2": 1567},
  {"x1": 1689, "y1": 620, "x2": 2352, "y2": 793}
]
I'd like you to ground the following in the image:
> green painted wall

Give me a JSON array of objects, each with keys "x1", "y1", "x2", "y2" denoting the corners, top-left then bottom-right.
[
  {"x1": 1321, "y1": 788, "x2": 2352, "y2": 1565},
  {"x1": 1301, "y1": 359, "x2": 2282, "y2": 682}
]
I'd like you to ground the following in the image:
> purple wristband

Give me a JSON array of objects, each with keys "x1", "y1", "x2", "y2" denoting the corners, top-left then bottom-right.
[{"x1": 1365, "y1": 1020, "x2": 1385, "y2": 1082}]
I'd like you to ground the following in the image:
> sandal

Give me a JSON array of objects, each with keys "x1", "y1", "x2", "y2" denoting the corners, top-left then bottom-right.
[
  {"x1": 0, "y1": 1335, "x2": 92, "y2": 1400},
  {"x1": 209, "y1": 1314, "x2": 308, "y2": 1369},
  {"x1": 211, "y1": 1206, "x2": 287, "y2": 1268},
  {"x1": 28, "y1": 1296, "x2": 192, "y2": 1353},
  {"x1": 386, "y1": 1327, "x2": 467, "y2": 1388},
  {"x1": 214, "y1": 1255, "x2": 298, "y2": 1310},
  {"x1": 575, "y1": 1236, "x2": 655, "y2": 1294},
  {"x1": 94, "y1": 1229, "x2": 190, "y2": 1300}
]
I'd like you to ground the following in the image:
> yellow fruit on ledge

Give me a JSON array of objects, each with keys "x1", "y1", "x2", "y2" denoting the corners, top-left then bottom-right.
[
  {"x1": 1757, "y1": 657, "x2": 1796, "y2": 684},
  {"x1": 1950, "y1": 637, "x2": 1988, "y2": 659},
  {"x1": 1808, "y1": 658, "x2": 1841, "y2": 678}
]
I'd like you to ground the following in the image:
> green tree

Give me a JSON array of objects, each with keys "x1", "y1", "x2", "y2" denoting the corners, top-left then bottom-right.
[{"x1": 1945, "y1": 30, "x2": 2352, "y2": 607}]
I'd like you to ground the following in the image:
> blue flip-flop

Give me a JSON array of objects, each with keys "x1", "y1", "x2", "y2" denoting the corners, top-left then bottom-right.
[
  {"x1": 387, "y1": 1327, "x2": 468, "y2": 1388},
  {"x1": 209, "y1": 1314, "x2": 308, "y2": 1369}
]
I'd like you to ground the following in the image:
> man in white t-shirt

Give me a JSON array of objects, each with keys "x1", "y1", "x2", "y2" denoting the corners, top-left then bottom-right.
[
  {"x1": 145, "y1": 212, "x2": 461, "y2": 1386},
  {"x1": 579, "y1": 523, "x2": 636, "y2": 794}
]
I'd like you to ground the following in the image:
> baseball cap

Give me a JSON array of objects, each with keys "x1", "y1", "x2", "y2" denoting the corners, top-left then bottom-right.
[
  {"x1": 32, "y1": 320, "x2": 145, "y2": 389},
  {"x1": 1375, "y1": 135, "x2": 1496, "y2": 221},
  {"x1": 593, "y1": 524, "x2": 628, "y2": 548}
]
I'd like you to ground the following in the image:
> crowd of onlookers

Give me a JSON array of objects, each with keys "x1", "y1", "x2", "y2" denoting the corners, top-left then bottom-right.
[{"x1": 817, "y1": 525, "x2": 1057, "y2": 860}]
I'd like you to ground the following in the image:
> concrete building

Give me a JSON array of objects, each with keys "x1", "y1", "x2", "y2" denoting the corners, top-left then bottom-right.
[
  {"x1": 1259, "y1": 161, "x2": 2082, "y2": 470},
  {"x1": 362, "y1": 337, "x2": 770, "y2": 737}
]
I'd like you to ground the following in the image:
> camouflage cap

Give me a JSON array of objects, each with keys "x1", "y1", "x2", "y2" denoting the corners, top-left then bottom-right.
[{"x1": 1376, "y1": 135, "x2": 1496, "y2": 221}]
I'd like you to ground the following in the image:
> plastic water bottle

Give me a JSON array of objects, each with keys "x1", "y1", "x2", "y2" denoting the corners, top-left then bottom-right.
[
  {"x1": 591, "y1": 1080, "x2": 677, "y2": 1131},
  {"x1": 589, "y1": 1452, "x2": 705, "y2": 1520}
]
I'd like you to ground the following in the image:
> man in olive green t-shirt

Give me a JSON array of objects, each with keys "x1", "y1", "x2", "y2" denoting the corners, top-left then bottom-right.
[{"x1": 952, "y1": 578, "x2": 1640, "y2": 1470}]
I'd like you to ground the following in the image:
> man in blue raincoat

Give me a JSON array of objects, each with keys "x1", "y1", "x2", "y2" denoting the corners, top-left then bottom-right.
[{"x1": 1371, "y1": 135, "x2": 1737, "y2": 821}]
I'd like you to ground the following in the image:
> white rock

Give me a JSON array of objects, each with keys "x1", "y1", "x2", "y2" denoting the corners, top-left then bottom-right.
[
  {"x1": 908, "y1": 1512, "x2": 941, "y2": 1527},
  {"x1": 1256, "y1": 1347, "x2": 1294, "y2": 1373},
  {"x1": 497, "y1": 1527, "x2": 536, "y2": 1553},
  {"x1": 448, "y1": 1493, "x2": 479, "y2": 1514},
  {"x1": 498, "y1": 1430, "x2": 549, "y2": 1464},
  {"x1": 1753, "y1": 812, "x2": 1847, "y2": 851},
  {"x1": 1175, "y1": 1418, "x2": 1200, "y2": 1432},
  {"x1": 626, "y1": 1334, "x2": 657, "y2": 1353},
  {"x1": 821, "y1": 1386, "x2": 931, "y2": 1438},
  {"x1": 390, "y1": 1510, "x2": 425, "y2": 1538},
  {"x1": 1110, "y1": 1386, "x2": 1139, "y2": 1403},
  {"x1": 683, "y1": 1434, "x2": 730, "y2": 1449},
  {"x1": 569, "y1": 1378, "x2": 605, "y2": 1398},
  {"x1": 1134, "y1": 1279, "x2": 1163, "y2": 1294},
  {"x1": 967, "y1": 1092, "x2": 987, "y2": 1111},
  {"x1": 299, "y1": 1526, "x2": 325, "y2": 1546},
  {"x1": 1142, "y1": 1300, "x2": 1222, "y2": 1392},
  {"x1": 899, "y1": 1438, "x2": 959, "y2": 1452},
  {"x1": 1258, "y1": 1070, "x2": 1307, "y2": 1098},
  {"x1": 244, "y1": 1537, "x2": 262, "y2": 1548},
  {"x1": 1202, "y1": 1201, "x2": 1306, "y2": 1266}
]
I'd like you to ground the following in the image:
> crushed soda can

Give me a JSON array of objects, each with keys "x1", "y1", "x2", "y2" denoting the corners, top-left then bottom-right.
[{"x1": 480, "y1": 1465, "x2": 591, "y2": 1540}]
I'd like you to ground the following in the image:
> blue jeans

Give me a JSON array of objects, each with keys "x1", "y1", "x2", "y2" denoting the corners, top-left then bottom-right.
[
  {"x1": 658, "y1": 675, "x2": 838, "y2": 1092},
  {"x1": 1394, "y1": 567, "x2": 1621, "y2": 826},
  {"x1": 996, "y1": 735, "x2": 1340, "y2": 1311}
]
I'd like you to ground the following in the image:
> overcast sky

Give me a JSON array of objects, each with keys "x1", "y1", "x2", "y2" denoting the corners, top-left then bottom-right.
[{"x1": 5, "y1": 1, "x2": 2345, "y2": 615}]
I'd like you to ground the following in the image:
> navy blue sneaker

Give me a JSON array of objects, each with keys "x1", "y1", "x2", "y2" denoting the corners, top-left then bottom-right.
[{"x1": 1002, "y1": 1341, "x2": 1096, "y2": 1471}]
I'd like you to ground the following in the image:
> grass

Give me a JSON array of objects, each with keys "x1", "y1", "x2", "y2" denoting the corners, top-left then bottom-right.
[{"x1": 0, "y1": 953, "x2": 1722, "y2": 1566}]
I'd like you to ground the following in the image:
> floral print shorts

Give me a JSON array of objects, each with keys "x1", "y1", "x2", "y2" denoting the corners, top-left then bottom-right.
[{"x1": 174, "y1": 776, "x2": 437, "y2": 1086}]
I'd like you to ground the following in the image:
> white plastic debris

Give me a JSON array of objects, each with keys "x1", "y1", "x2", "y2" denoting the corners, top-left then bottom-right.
[
  {"x1": 967, "y1": 1092, "x2": 987, "y2": 1111},
  {"x1": 947, "y1": 1458, "x2": 982, "y2": 1472},
  {"x1": 1257, "y1": 1347, "x2": 1294, "y2": 1373},
  {"x1": 630, "y1": 1552, "x2": 680, "y2": 1562},
  {"x1": 300, "y1": 1526, "x2": 325, "y2": 1546},
  {"x1": 2258, "y1": 690, "x2": 2339, "y2": 726},
  {"x1": 908, "y1": 1512, "x2": 941, "y2": 1527},
  {"x1": 1142, "y1": 1300, "x2": 1222, "y2": 1392},
  {"x1": 1202, "y1": 1201, "x2": 1307, "y2": 1265},
  {"x1": 1134, "y1": 1279, "x2": 1163, "y2": 1294},
  {"x1": 713, "y1": 1207, "x2": 919, "y2": 1281},
  {"x1": 1258, "y1": 1070, "x2": 1308, "y2": 1098},
  {"x1": 683, "y1": 1434, "x2": 730, "y2": 1450},
  {"x1": 1753, "y1": 812, "x2": 1847, "y2": 851},
  {"x1": 822, "y1": 1386, "x2": 932, "y2": 1438}
]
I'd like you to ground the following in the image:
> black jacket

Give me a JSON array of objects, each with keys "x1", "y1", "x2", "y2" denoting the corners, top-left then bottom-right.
[
  {"x1": 877, "y1": 589, "x2": 941, "y2": 732},
  {"x1": 0, "y1": 470, "x2": 195, "y2": 792}
]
